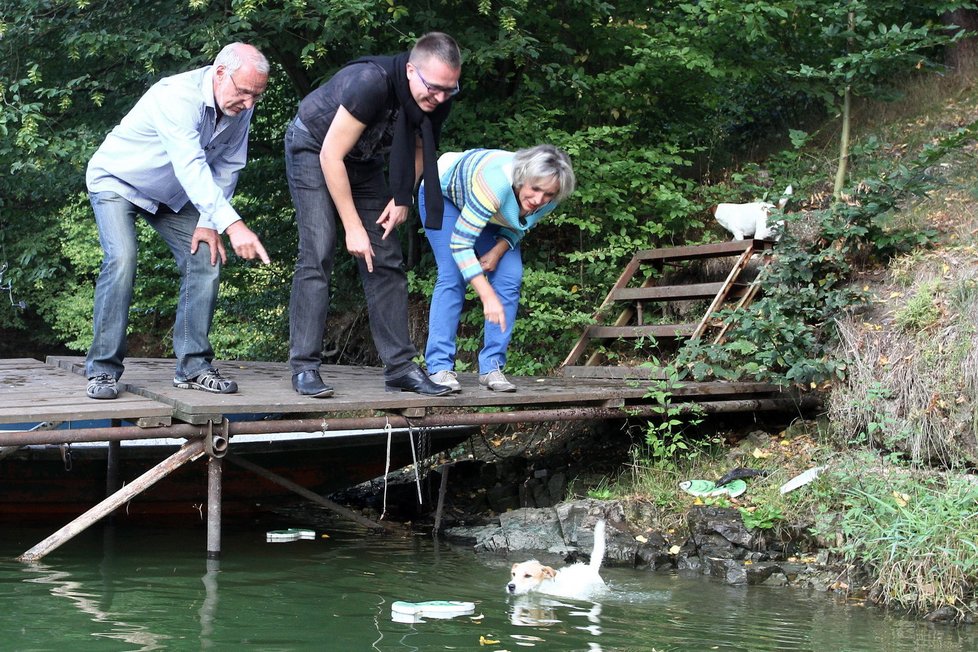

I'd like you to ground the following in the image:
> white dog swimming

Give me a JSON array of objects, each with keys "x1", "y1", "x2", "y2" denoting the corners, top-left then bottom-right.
[{"x1": 506, "y1": 520, "x2": 607, "y2": 600}]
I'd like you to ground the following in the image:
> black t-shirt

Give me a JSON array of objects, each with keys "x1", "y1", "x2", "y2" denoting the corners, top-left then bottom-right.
[{"x1": 297, "y1": 62, "x2": 398, "y2": 165}]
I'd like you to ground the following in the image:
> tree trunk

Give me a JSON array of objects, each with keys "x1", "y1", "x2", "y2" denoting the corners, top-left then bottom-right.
[{"x1": 833, "y1": 85, "x2": 851, "y2": 199}]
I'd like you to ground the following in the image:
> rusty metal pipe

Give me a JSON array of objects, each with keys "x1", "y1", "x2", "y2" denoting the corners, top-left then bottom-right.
[{"x1": 0, "y1": 397, "x2": 817, "y2": 447}]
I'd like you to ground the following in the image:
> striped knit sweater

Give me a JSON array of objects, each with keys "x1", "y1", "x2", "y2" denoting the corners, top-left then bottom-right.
[{"x1": 439, "y1": 149, "x2": 557, "y2": 281}]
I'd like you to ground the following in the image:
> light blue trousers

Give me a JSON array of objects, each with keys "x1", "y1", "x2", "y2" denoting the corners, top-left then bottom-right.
[{"x1": 420, "y1": 193, "x2": 522, "y2": 375}]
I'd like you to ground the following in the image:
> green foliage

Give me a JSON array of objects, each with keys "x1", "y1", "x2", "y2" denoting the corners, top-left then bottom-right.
[
  {"x1": 0, "y1": 0, "x2": 968, "y2": 368},
  {"x1": 634, "y1": 368, "x2": 711, "y2": 470},
  {"x1": 675, "y1": 121, "x2": 972, "y2": 386},
  {"x1": 895, "y1": 281, "x2": 942, "y2": 332},
  {"x1": 585, "y1": 478, "x2": 617, "y2": 501},
  {"x1": 739, "y1": 503, "x2": 785, "y2": 531}
]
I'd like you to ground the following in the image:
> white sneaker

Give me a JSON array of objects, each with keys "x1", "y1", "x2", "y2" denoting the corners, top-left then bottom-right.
[
  {"x1": 429, "y1": 369, "x2": 462, "y2": 393},
  {"x1": 479, "y1": 369, "x2": 516, "y2": 392}
]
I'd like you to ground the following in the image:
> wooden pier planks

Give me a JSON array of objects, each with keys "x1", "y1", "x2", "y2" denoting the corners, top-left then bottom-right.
[
  {"x1": 44, "y1": 356, "x2": 646, "y2": 424},
  {"x1": 44, "y1": 356, "x2": 789, "y2": 425},
  {"x1": 0, "y1": 358, "x2": 171, "y2": 426},
  {"x1": 0, "y1": 356, "x2": 792, "y2": 429}
]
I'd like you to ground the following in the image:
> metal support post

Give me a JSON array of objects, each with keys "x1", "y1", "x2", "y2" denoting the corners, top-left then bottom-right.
[{"x1": 206, "y1": 455, "x2": 222, "y2": 560}]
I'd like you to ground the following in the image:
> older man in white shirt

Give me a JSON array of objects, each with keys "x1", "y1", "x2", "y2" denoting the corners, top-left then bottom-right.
[{"x1": 85, "y1": 42, "x2": 270, "y2": 399}]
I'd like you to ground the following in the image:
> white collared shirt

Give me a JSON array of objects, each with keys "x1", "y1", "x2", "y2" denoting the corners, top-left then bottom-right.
[{"x1": 86, "y1": 66, "x2": 252, "y2": 232}]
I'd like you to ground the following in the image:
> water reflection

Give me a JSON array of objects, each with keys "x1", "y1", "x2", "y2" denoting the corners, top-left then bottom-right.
[
  {"x1": 507, "y1": 595, "x2": 606, "y2": 649},
  {"x1": 199, "y1": 558, "x2": 220, "y2": 648},
  {"x1": 22, "y1": 561, "x2": 168, "y2": 650},
  {"x1": 2, "y1": 519, "x2": 977, "y2": 651}
]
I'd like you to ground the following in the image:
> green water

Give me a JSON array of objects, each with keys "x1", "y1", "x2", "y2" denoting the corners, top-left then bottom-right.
[{"x1": 0, "y1": 514, "x2": 975, "y2": 651}]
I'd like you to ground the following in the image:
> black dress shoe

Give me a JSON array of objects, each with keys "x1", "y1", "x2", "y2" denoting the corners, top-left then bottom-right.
[
  {"x1": 385, "y1": 367, "x2": 453, "y2": 396},
  {"x1": 292, "y1": 370, "x2": 334, "y2": 398}
]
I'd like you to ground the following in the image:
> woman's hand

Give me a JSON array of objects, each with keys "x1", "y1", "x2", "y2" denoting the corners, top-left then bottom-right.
[
  {"x1": 479, "y1": 240, "x2": 509, "y2": 273},
  {"x1": 377, "y1": 199, "x2": 409, "y2": 240},
  {"x1": 481, "y1": 291, "x2": 507, "y2": 333}
]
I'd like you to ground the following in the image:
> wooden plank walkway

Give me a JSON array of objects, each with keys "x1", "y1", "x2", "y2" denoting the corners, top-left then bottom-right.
[
  {"x1": 0, "y1": 355, "x2": 802, "y2": 557},
  {"x1": 22, "y1": 355, "x2": 788, "y2": 426},
  {"x1": 0, "y1": 358, "x2": 172, "y2": 426}
]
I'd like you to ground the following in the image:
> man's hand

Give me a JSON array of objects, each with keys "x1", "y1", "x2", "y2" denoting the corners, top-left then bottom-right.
[
  {"x1": 377, "y1": 199, "x2": 409, "y2": 240},
  {"x1": 225, "y1": 221, "x2": 271, "y2": 264},
  {"x1": 346, "y1": 226, "x2": 375, "y2": 272},
  {"x1": 191, "y1": 227, "x2": 228, "y2": 266}
]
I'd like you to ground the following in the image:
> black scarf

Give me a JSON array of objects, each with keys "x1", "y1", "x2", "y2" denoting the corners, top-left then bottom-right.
[{"x1": 348, "y1": 52, "x2": 452, "y2": 229}]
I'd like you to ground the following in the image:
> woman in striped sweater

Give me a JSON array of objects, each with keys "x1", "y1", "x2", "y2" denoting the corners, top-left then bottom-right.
[{"x1": 419, "y1": 145, "x2": 575, "y2": 392}]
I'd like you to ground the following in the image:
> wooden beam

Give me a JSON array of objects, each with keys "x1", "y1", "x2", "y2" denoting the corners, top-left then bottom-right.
[
  {"x1": 17, "y1": 439, "x2": 207, "y2": 562},
  {"x1": 225, "y1": 454, "x2": 401, "y2": 534},
  {"x1": 631, "y1": 240, "x2": 755, "y2": 262},
  {"x1": 613, "y1": 283, "x2": 748, "y2": 302},
  {"x1": 690, "y1": 244, "x2": 757, "y2": 340},
  {"x1": 588, "y1": 324, "x2": 697, "y2": 338}
]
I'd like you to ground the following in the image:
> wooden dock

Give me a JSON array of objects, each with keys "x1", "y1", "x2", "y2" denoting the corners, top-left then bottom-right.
[
  {"x1": 0, "y1": 355, "x2": 806, "y2": 562},
  {"x1": 1, "y1": 355, "x2": 794, "y2": 429}
]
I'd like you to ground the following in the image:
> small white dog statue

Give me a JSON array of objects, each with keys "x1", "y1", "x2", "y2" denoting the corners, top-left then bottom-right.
[
  {"x1": 506, "y1": 520, "x2": 607, "y2": 601},
  {"x1": 711, "y1": 185, "x2": 792, "y2": 240}
]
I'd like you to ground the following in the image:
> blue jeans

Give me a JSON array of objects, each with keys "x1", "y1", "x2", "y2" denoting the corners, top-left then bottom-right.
[
  {"x1": 85, "y1": 191, "x2": 221, "y2": 382},
  {"x1": 285, "y1": 118, "x2": 418, "y2": 380},
  {"x1": 420, "y1": 191, "x2": 523, "y2": 375}
]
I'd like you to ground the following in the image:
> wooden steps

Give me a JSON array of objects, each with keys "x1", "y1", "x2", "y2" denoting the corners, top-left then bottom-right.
[{"x1": 561, "y1": 239, "x2": 775, "y2": 376}]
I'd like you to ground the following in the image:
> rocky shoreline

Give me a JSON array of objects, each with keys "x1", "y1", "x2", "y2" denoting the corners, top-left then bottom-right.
[
  {"x1": 442, "y1": 498, "x2": 860, "y2": 600},
  {"x1": 331, "y1": 419, "x2": 970, "y2": 624}
]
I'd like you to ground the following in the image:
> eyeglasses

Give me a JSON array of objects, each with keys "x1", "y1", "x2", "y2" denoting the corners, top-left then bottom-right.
[
  {"x1": 228, "y1": 74, "x2": 264, "y2": 103},
  {"x1": 414, "y1": 68, "x2": 460, "y2": 97}
]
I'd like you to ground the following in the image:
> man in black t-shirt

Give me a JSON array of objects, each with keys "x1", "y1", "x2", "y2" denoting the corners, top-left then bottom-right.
[{"x1": 286, "y1": 32, "x2": 461, "y2": 397}]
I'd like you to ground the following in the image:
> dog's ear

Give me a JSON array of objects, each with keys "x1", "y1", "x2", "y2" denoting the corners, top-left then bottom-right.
[
  {"x1": 511, "y1": 562, "x2": 520, "y2": 572},
  {"x1": 541, "y1": 566, "x2": 557, "y2": 579}
]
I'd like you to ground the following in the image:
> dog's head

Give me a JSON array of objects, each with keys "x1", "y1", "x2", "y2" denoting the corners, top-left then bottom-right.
[{"x1": 507, "y1": 560, "x2": 557, "y2": 595}]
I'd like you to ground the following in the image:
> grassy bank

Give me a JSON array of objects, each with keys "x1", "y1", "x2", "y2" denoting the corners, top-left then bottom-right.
[{"x1": 590, "y1": 67, "x2": 978, "y2": 622}]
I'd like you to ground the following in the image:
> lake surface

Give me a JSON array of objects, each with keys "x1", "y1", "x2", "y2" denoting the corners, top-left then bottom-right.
[{"x1": 1, "y1": 512, "x2": 975, "y2": 651}]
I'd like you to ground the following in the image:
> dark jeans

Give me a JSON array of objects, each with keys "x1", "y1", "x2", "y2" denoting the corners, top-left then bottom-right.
[{"x1": 285, "y1": 118, "x2": 418, "y2": 380}]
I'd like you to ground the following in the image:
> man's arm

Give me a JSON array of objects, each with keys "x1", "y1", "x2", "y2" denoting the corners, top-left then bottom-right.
[
  {"x1": 150, "y1": 89, "x2": 268, "y2": 263},
  {"x1": 374, "y1": 135, "x2": 422, "y2": 240},
  {"x1": 321, "y1": 106, "x2": 376, "y2": 271},
  {"x1": 150, "y1": 86, "x2": 243, "y2": 233}
]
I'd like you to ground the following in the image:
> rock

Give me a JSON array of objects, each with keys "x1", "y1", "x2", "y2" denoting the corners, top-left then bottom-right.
[
  {"x1": 635, "y1": 531, "x2": 673, "y2": 570},
  {"x1": 677, "y1": 555, "x2": 703, "y2": 572},
  {"x1": 924, "y1": 606, "x2": 959, "y2": 623},
  {"x1": 443, "y1": 524, "x2": 498, "y2": 547},
  {"x1": 705, "y1": 558, "x2": 780, "y2": 585},
  {"x1": 499, "y1": 507, "x2": 566, "y2": 552},
  {"x1": 763, "y1": 572, "x2": 788, "y2": 587},
  {"x1": 687, "y1": 506, "x2": 762, "y2": 559},
  {"x1": 444, "y1": 499, "x2": 634, "y2": 557},
  {"x1": 486, "y1": 482, "x2": 521, "y2": 513}
]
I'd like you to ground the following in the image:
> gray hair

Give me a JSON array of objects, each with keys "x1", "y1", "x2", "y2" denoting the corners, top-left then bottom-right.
[
  {"x1": 409, "y1": 32, "x2": 462, "y2": 70},
  {"x1": 214, "y1": 42, "x2": 270, "y2": 76},
  {"x1": 512, "y1": 145, "x2": 575, "y2": 203}
]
